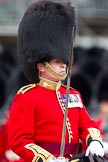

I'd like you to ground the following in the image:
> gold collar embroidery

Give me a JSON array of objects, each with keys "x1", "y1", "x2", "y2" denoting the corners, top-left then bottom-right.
[{"x1": 39, "y1": 77, "x2": 61, "y2": 91}]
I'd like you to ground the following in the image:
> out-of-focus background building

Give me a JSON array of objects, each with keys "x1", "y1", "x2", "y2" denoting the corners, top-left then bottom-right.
[{"x1": 0, "y1": 0, "x2": 108, "y2": 160}]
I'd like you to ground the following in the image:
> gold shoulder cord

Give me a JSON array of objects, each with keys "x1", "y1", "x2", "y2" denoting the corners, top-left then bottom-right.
[
  {"x1": 25, "y1": 144, "x2": 53, "y2": 162},
  {"x1": 17, "y1": 84, "x2": 36, "y2": 94}
]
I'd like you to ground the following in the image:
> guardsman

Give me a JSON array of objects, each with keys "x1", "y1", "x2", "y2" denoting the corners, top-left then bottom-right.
[{"x1": 8, "y1": 1, "x2": 104, "y2": 162}]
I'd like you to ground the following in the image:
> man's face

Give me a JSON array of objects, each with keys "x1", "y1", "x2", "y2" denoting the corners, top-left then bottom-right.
[{"x1": 37, "y1": 58, "x2": 67, "y2": 82}]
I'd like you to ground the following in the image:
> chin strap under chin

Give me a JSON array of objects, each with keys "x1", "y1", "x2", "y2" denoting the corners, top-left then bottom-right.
[{"x1": 42, "y1": 62, "x2": 67, "y2": 79}]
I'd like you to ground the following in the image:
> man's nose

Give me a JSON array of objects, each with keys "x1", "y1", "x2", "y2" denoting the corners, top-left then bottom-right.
[{"x1": 61, "y1": 63, "x2": 66, "y2": 68}]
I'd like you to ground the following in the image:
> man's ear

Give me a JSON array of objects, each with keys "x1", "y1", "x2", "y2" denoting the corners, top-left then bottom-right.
[{"x1": 37, "y1": 63, "x2": 45, "y2": 72}]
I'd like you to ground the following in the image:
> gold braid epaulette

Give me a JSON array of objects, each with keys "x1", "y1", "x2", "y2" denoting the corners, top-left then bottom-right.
[{"x1": 17, "y1": 84, "x2": 36, "y2": 94}]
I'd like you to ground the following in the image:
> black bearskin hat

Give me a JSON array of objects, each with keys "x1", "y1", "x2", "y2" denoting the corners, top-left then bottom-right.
[
  {"x1": 97, "y1": 71, "x2": 108, "y2": 103},
  {"x1": 17, "y1": 0, "x2": 76, "y2": 83}
]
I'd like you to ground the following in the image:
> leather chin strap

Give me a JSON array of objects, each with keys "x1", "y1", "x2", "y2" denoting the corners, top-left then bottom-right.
[{"x1": 42, "y1": 61, "x2": 67, "y2": 79}]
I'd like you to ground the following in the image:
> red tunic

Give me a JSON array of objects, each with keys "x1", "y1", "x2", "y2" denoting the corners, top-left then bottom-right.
[
  {"x1": 8, "y1": 81, "x2": 99, "y2": 162},
  {"x1": 0, "y1": 123, "x2": 8, "y2": 161}
]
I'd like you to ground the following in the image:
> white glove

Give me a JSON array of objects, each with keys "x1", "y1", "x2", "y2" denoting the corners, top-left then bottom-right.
[
  {"x1": 85, "y1": 141, "x2": 104, "y2": 157},
  {"x1": 48, "y1": 156, "x2": 69, "y2": 162}
]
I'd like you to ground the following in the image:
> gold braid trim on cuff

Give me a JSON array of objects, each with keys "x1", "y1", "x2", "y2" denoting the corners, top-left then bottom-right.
[
  {"x1": 88, "y1": 128, "x2": 102, "y2": 142},
  {"x1": 25, "y1": 144, "x2": 53, "y2": 162}
]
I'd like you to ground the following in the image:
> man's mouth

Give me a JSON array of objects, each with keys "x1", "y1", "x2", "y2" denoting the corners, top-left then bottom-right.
[{"x1": 60, "y1": 71, "x2": 66, "y2": 75}]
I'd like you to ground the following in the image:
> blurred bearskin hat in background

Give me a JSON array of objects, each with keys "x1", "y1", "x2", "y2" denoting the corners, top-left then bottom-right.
[
  {"x1": 86, "y1": 46, "x2": 105, "y2": 62},
  {"x1": 72, "y1": 46, "x2": 87, "y2": 74},
  {"x1": 0, "y1": 47, "x2": 16, "y2": 78},
  {"x1": 97, "y1": 71, "x2": 108, "y2": 103},
  {"x1": 64, "y1": 72, "x2": 93, "y2": 108},
  {"x1": 80, "y1": 59, "x2": 103, "y2": 81},
  {"x1": 17, "y1": 71, "x2": 30, "y2": 89},
  {"x1": 0, "y1": 48, "x2": 16, "y2": 67},
  {"x1": 17, "y1": 0, "x2": 76, "y2": 83},
  {"x1": 73, "y1": 46, "x2": 87, "y2": 64}
]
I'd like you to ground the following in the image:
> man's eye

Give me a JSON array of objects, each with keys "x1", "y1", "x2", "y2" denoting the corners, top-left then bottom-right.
[{"x1": 55, "y1": 60, "x2": 60, "y2": 63}]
